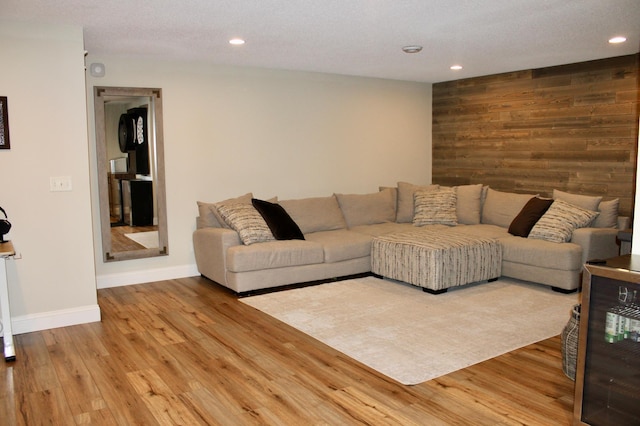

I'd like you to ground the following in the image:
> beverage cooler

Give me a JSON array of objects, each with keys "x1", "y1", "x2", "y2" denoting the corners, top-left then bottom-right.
[{"x1": 575, "y1": 255, "x2": 640, "y2": 425}]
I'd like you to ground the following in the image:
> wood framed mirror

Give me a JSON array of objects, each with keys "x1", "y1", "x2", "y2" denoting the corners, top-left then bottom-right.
[{"x1": 94, "y1": 86, "x2": 168, "y2": 261}]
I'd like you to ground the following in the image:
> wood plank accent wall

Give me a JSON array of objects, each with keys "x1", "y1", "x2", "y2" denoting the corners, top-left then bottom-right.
[{"x1": 432, "y1": 54, "x2": 639, "y2": 217}]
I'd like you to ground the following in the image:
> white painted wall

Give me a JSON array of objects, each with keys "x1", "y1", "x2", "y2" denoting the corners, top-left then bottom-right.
[
  {"x1": 0, "y1": 22, "x2": 100, "y2": 333},
  {"x1": 86, "y1": 57, "x2": 433, "y2": 287}
]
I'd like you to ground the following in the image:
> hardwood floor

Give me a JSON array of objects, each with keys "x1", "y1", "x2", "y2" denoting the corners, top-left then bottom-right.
[
  {"x1": 0, "y1": 276, "x2": 576, "y2": 425},
  {"x1": 110, "y1": 224, "x2": 158, "y2": 252}
]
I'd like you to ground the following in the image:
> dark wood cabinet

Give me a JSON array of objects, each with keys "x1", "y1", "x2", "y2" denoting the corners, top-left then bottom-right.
[
  {"x1": 575, "y1": 255, "x2": 640, "y2": 425},
  {"x1": 122, "y1": 179, "x2": 153, "y2": 226}
]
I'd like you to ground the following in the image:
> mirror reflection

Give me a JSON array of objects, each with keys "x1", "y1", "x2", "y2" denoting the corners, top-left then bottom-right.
[{"x1": 94, "y1": 87, "x2": 168, "y2": 261}]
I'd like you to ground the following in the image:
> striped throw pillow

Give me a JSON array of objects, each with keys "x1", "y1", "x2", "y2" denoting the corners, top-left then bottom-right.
[
  {"x1": 528, "y1": 199, "x2": 599, "y2": 243},
  {"x1": 216, "y1": 203, "x2": 275, "y2": 245},
  {"x1": 413, "y1": 188, "x2": 458, "y2": 226}
]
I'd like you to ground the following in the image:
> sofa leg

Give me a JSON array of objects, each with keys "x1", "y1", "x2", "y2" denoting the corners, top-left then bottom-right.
[
  {"x1": 423, "y1": 287, "x2": 447, "y2": 295},
  {"x1": 551, "y1": 286, "x2": 578, "y2": 294}
]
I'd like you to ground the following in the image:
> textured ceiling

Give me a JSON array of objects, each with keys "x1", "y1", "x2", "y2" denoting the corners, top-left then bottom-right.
[{"x1": 3, "y1": 0, "x2": 639, "y2": 83}]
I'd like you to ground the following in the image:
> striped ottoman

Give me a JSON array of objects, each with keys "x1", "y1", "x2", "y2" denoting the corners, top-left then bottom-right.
[{"x1": 371, "y1": 228, "x2": 502, "y2": 294}]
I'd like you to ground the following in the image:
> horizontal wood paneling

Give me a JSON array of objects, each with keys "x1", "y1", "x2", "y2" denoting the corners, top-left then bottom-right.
[{"x1": 433, "y1": 54, "x2": 639, "y2": 217}]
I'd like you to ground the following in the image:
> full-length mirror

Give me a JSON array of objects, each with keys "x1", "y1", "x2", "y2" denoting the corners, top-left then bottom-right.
[{"x1": 94, "y1": 87, "x2": 168, "y2": 261}]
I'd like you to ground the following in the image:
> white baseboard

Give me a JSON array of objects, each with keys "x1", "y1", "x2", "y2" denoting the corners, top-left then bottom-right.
[
  {"x1": 0, "y1": 265, "x2": 200, "y2": 336},
  {"x1": 96, "y1": 264, "x2": 199, "y2": 289},
  {"x1": 2, "y1": 304, "x2": 102, "y2": 336}
]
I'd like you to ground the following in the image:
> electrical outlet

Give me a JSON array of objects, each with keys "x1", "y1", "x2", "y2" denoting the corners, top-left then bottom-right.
[{"x1": 50, "y1": 176, "x2": 73, "y2": 192}]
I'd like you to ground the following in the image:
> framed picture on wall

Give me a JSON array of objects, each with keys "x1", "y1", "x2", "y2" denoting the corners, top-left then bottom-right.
[{"x1": 0, "y1": 97, "x2": 9, "y2": 150}]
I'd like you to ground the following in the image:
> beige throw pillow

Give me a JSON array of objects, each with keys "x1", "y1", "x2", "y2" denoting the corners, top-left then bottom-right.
[
  {"x1": 528, "y1": 199, "x2": 599, "y2": 243},
  {"x1": 413, "y1": 188, "x2": 458, "y2": 226}
]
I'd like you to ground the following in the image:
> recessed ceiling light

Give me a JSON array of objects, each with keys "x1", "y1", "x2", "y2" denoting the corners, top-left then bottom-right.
[
  {"x1": 609, "y1": 36, "x2": 627, "y2": 44},
  {"x1": 229, "y1": 38, "x2": 245, "y2": 45},
  {"x1": 402, "y1": 45, "x2": 423, "y2": 54},
  {"x1": 450, "y1": 65, "x2": 463, "y2": 70}
]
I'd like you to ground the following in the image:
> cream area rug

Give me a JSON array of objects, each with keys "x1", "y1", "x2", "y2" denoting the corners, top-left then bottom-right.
[
  {"x1": 124, "y1": 231, "x2": 159, "y2": 249},
  {"x1": 241, "y1": 276, "x2": 578, "y2": 385}
]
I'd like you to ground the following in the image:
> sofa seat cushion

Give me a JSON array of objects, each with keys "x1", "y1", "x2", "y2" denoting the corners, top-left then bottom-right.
[
  {"x1": 499, "y1": 236, "x2": 582, "y2": 271},
  {"x1": 227, "y1": 240, "x2": 324, "y2": 273},
  {"x1": 447, "y1": 224, "x2": 511, "y2": 240},
  {"x1": 305, "y1": 229, "x2": 372, "y2": 263},
  {"x1": 350, "y1": 222, "x2": 419, "y2": 237}
]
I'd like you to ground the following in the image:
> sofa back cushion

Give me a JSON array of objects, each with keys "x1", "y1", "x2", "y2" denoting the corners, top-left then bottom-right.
[
  {"x1": 552, "y1": 189, "x2": 602, "y2": 211},
  {"x1": 455, "y1": 184, "x2": 483, "y2": 225},
  {"x1": 481, "y1": 188, "x2": 535, "y2": 228},
  {"x1": 396, "y1": 182, "x2": 439, "y2": 223},
  {"x1": 379, "y1": 186, "x2": 398, "y2": 211},
  {"x1": 335, "y1": 189, "x2": 396, "y2": 228},
  {"x1": 280, "y1": 195, "x2": 347, "y2": 234},
  {"x1": 197, "y1": 201, "x2": 222, "y2": 228},
  {"x1": 593, "y1": 198, "x2": 619, "y2": 228}
]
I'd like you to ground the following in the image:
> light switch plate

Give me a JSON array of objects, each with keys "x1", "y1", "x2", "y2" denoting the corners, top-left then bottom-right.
[{"x1": 50, "y1": 176, "x2": 72, "y2": 192}]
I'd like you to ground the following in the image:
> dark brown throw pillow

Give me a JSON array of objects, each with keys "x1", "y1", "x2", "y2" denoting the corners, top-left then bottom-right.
[
  {"x1": 252, "y1": 198, "x2": 305, "y2": 240},
  {"x1": 508, "y1": 197, "x2": 554, "y2": 237}
]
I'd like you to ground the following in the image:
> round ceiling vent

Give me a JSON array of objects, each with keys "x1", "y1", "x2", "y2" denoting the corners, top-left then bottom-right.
[{"x1": 402, "y1": 45, "x2": 423, "y2": 54}]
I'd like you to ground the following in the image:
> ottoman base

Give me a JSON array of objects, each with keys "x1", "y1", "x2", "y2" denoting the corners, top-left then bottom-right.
[
  {"x1": 423, "y1": 287, "x2": 447, "y2": 295},
  {"x1": 422, "y1": 276, "x2": 500, "y2": 294},
  {"x1": 372, "y1": 228, "x2": 502, "y2": 293}
]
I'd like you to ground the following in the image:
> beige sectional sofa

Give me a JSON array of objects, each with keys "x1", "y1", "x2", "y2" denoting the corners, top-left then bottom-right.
[{"x1": 193, "y1": 182, "x2": 628, "y2": 295}]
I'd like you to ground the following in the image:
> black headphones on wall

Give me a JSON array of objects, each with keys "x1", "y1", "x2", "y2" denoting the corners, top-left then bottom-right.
[{"x1": 0, "y1": 206, "x2": 11, "y2": 243}]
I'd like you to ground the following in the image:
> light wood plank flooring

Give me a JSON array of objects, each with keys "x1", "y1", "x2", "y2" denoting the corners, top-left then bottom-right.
[
  {"x1": 110, "y1": 224, "x2": 158, "y2": 253},
  {"x1": 0, "y1": 276, "x2": 576, "y2": 425}
]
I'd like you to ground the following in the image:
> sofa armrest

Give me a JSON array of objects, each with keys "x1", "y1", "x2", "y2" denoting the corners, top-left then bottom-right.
[
  {"x1": 571, "y1": 227, "x2": 620, "y2": 264},
  {"x1": 193, "y1": 227, "x2": 242, "y2": 286}
]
